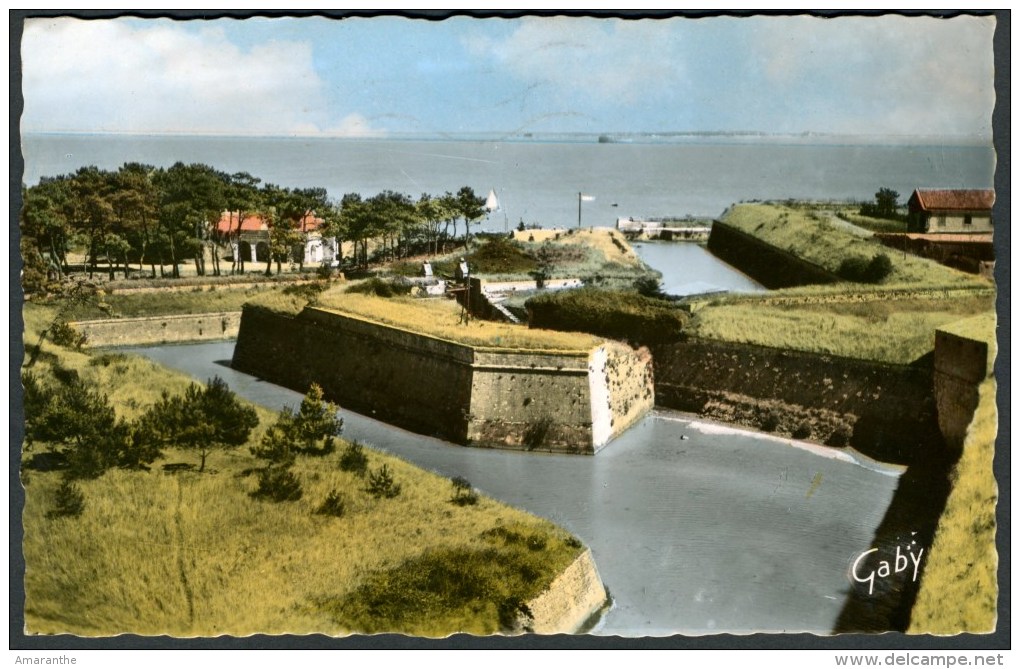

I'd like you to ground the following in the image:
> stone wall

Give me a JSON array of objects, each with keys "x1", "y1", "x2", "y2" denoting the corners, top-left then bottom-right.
[
  {"x1": 707, "y1": 221, "x2": 841, "y2": 289},
  {"x1": 934, "y1": 326, "x2": 993, "y2": 452},
  {"x1": 653, "y1": 337, "x2": 941, "y2": 465},
  {"x1": 72, "y1": 312, "x2": 242, "y2": 347},
  {"x1": 527, "y1": 548, "x2": 609, "y2": 634},
  {"x1": 233, "y1": 305, "x2": 654, "y2": 454}
]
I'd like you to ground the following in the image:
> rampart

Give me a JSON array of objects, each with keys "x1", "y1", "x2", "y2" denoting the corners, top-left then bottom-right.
[
  {"x1": 232, "y1": 305, "x2": 654, "y2": 454},
  {"x1": 933, "y1": 320, "x2": 995, "y2": 452},
  {"x1": 707, "y1": 220, "x2": 841, "y2": 288},
  {"x1": 652, "y1": 337, "x2": 941, "y2": 465},
  {"x1": 71, "y1": 311, "x2": 242, "y2": 347}
]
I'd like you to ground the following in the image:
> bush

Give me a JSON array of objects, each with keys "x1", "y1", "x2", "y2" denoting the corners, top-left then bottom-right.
[
  {"x1": 47, "y1": 478, "x2": 85, "y2": 519},
  {"x1": 339, "y1": 440, "x2": 369, "y2": 476},
  {"x1": 792, "y1": 421, "x2": 813, "y2": 440},
  {"x1": 450, "y1": 476, "x2": 479, "y2": 506},
  {"x1": 760, "y1": 409, "x2": 782, "y2": 433},
  {"x1": 251, "y1": 466, "x2": 303, "y2": 502},
  {"x1": 345, "y1": 277, "x2": 413, "y2": 298},
  {"x1": 525, "y1": 288, "x2": 688, "y2": 345},
  {"x1": 633, "y1": 275, "x2": 667, "y2": 299},
  {"x1": 366, "y1": 464, "x2": 401, "y2": 499},
  {"x1": 827, "y1": 425, "x2": 853, "y2": 447},
  {"x1": 316, "y1": 489, "x2": 347, "y2": 517},
  {"x1": 49, "y1": 320, "x2": 87, "y2": 349},
  {"x1": 838, "y1": 253, "x2": 893, "y2": 284}
]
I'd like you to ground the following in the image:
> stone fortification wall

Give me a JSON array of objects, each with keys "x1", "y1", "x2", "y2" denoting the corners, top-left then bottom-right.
[
  {"x1": 72, "y1": 312, "x2": 242, "y2": 347},
  {"x1": 934, "y1": 328, "x2": 993, "y2": 451},
  {"x1": 527, "y1": 548, "x2": 609, "y2": 634},
  {"x1": 232, "y1": 305, "x2": 654, "y2": 453},
  {"x1": 707, "y1": 221, "x2": 841, "y2": 289},
  {"x1": 233, "y1": 306, "x2": 475, "y2": 443},
  {"x1": 653, "y1": 337, "x2": 941, "y2": 465}
]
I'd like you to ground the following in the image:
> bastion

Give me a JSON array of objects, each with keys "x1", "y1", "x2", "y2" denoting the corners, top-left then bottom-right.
[{"x1": 232, "y1": 303, "x2": 655, "y2": 454}]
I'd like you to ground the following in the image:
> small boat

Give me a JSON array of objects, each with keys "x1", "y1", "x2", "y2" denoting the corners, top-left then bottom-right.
[{"x1": 485, "y1": 188, "x2": 500, "y2": 212}]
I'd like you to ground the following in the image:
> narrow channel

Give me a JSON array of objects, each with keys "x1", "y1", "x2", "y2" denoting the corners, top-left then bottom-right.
[{"x1": 126, "y1": 340, "x2": 900, "y2": 636}]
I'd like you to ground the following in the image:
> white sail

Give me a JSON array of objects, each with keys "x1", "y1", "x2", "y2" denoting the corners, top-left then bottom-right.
[{"x1": 485, "y1": 188, "x2": 500, "y2": 212}]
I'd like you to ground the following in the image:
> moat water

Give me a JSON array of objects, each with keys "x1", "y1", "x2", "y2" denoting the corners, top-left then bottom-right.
[
  {"x1": 126, "y1": 341, "x2": 902, "y2": 637},
  {"x1": 630, "y1": 241, "x2": 765, "y2": 297}
]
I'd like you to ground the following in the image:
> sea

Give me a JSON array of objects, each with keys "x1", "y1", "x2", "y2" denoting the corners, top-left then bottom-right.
[{"x1": 19, "y1": 133, "x2": 996, "y2": 233}]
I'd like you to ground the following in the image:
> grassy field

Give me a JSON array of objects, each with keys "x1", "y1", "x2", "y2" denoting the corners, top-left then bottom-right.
[
  {"x1": 688, "y1": 294, "x2": 995, "y2": 365},
  {"x1": 20, "y1": 303, "x2": 587, "y2": 637},
  {"x1": 720, "y1": 203, "x2": 986, "y2": 288},
  {"x1": 908, "y1": 378, "x2": 998, "y2": 634},
  {"x1": 291, "y1": 288, "x2": 606, "y2": 352}
]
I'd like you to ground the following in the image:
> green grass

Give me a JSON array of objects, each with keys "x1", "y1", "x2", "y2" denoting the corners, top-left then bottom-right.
[
  {"x1": 20, "y1": 302, "x2": 586, "y2": 637},
  {"x1": 720, "y1": 203, "x2": 985, "y2": 288},
  {"x1": 311, "y1": 289, "x2": 605, "y2": 352},
  {"x1": 908, "y1": 378, "x2": 998, "y2": 634},
  {"x1": 52, "y1": 283, "x2": 301, "y2": 321},
  {"x1": 689, "y1": 294, "x2": 994, "y2": 364}
]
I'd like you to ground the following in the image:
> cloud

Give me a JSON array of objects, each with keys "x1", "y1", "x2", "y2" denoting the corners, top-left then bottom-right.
[
  {"x1": 463, "y1": 17, "x2": 690, "y2": 110},
  {"x1": 747, "y1": 15, "x2": 995, "y2": 137},
  {"x1": 20, "y1": 17, "x2": 384, "y2": 136}
]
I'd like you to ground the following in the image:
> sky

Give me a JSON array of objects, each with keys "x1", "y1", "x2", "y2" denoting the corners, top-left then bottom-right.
[{"x1": 19, "y1": 13, "x2": 997, "y2": 140}]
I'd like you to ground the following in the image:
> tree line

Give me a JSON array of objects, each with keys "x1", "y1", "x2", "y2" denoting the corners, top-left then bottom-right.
[{"x1": 20, "y1": 162, "x2": 488, "y2": 287}]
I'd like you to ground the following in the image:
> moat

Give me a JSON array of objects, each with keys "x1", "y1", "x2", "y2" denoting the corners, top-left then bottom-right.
[{"x1": 127, "y1": 340, "x2": 902, "y2": 636}]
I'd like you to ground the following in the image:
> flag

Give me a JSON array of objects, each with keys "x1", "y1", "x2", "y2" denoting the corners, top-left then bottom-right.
[{"x1": 580, "y1": 194, "x2": 595, "y2": 202}]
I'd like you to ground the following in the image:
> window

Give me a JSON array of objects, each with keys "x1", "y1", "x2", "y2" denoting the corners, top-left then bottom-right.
[
  {"x1": 937, "y1": 216, "x2": 946, "y2": 227},
  {"x1": 964, "y1": 215, "x2": 973, "y2": 226}
]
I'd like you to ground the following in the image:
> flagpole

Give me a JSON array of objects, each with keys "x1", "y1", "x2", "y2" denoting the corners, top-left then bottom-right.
[{"x1": 578, "y1": 191, "x2": 582, "y2": 229}]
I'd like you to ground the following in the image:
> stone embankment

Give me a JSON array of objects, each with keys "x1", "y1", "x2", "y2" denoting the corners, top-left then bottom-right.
[
  {"x1": 652, "y1": 337, "x2": 940, "y2": 465},
  {"x1": 232, "y1": 305, "x2": 654, "y2": 454},
  {"x1": 707, "y1": 220, "x2": 841, "y2": 288},
  {"x1": 71, "y1": 312, "x2": 242, "y2": 347},
  {"x1": 526, "y1": 548, "x2": 609, "y2": 634}
]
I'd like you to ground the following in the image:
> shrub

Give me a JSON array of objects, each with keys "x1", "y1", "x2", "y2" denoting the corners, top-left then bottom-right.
[
  {"x1": 345, "y1": 277, "x2": 412, "y2": 298},
  {"x1": 316, "y1": 490, "x2": 347, "y2": 518},
  {"x1": 366, "y1": 464, "x2": 401, "y2": 499},
  {"x1": 49, "y1": 320, "x2": 87, "y2": 349},
  {"x1": 450, "y1": 476, "x2": 479, "y2": 506},
  {"x1": 792, "y1": 421, "x2": 813, "y2": 440},
  {"x1": 838, "y1": 253, "x2": 893, "y2": 283},
  {"x1": 827, "y1": 425, "x2": 853, "y2": 447},
  {"x1": 525, "y1": 287, "x2": 688, "y2": 345},
  {"x1": 633, "y1": 275, "x2": 667, "y2": 299},
  {"x1": 339, "y1": 440, "x2": 369, "y2": 476},
  {"x1": 251, "y1": 466, "x2": 303, "y2": 502},
  {"x1": 47, "y1": 478, "x2": 85, "y2": 519},
  {"x1": 760, "y1": 409, "x2": 782, "y2": 433}
]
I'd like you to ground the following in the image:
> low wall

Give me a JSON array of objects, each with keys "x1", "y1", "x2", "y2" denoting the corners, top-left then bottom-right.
[
  {"x1": 232, "y1": 305, "x2": 654, "y2": 454},
  {"x1": 72, "y1": 312, "x2": 242, "y2": 347},
  {"x1": 527, "y1": 548, "x2": 609, "y2": 634},
  {"x1": 653, "y1": 337, "x2": 942, "y2": 464},
  {"x1": 707, "y1": 221, "x2": 841, "y2": 288}
]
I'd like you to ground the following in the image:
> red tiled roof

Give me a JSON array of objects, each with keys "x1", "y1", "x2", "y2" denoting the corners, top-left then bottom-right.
[
  {"x1": 911, "y1": 189, "x2": 995, "y2": 212},
  {"x1": 215, "y1": 211, "x2": 325, "y2": 235}
]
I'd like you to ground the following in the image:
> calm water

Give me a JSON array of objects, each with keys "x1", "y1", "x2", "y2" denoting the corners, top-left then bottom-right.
[
  {"x1": 21, "y1": 134, "x2": 994, "y2": 231},
  {"x1": 125, "y1": 341, "x2": 901, "y2": 636},
  {"x1": 631, "y1": 241, "x2": 764, "y2": 296}
]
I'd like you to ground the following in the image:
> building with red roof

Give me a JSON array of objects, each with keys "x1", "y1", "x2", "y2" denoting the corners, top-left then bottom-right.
[
  {"x1": 907, "y1": 189, "x2": 994, "y2": 234},
  {"x1": 215, "y1": 211, "x2": 336, "y2": 266}
]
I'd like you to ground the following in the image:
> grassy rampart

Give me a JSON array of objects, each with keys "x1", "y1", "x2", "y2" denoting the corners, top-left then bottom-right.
[
  {"x1": 719, "y1": 203, "x2": 985, "y2": 288},
  {"x1": 20, "y1": 302, "x2": 589, "y2": 637},
  {"x1": 908, "y1": 378, "x2": 998, "y2": 633}
]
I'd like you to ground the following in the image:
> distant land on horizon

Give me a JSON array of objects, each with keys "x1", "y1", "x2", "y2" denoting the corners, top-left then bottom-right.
[{"x1": 20, "y1": 129, "x2": 994, "y2": 147}]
